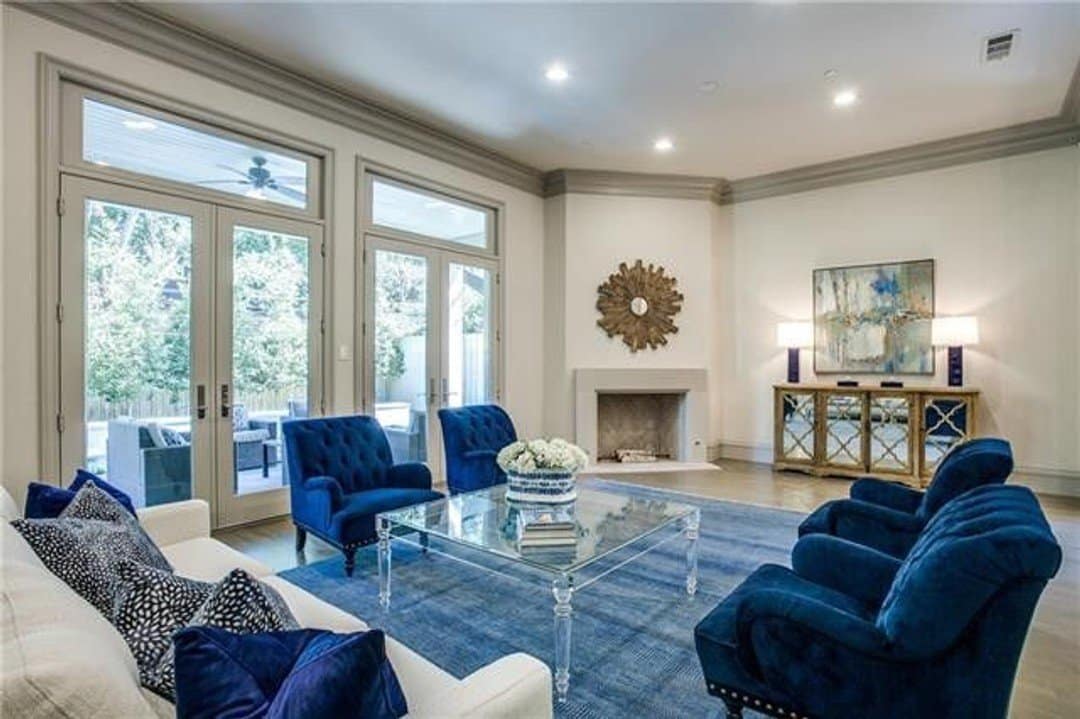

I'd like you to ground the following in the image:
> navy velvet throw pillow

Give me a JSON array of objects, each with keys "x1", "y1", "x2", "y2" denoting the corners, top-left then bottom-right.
[
  {"x1": 24, "y1": 470, "x2": 137, "y2": 518},
  {"x1": 173, "y1": 627, "x2": 408, "y2": 719}
]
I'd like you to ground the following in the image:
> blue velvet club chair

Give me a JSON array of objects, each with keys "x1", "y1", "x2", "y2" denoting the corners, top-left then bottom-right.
[
  {"x1": 281, "y1": 415, "x2": 443, "y2": 575},
  {"x1": 798, "y1": 437, "x2": 1013, "y2": 557},
  {"x1": 694, "y1": 484, "x2": 1061, "y2": 719},
  {"x1": 437, "y1": 404, "x2": 518, "y2": 494}
]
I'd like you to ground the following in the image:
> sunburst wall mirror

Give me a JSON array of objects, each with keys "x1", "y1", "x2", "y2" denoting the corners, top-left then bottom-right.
[{"x1": 596, "y1": 259, "x2": 684, "y2": 352}]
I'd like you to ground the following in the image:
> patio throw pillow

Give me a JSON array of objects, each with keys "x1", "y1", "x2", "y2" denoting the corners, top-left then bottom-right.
[
  {"x1": 10, "y1": 483, "x2": 173, "y2": 615},
  {"x1": 111, "y1": 561, "x2": 213, "y2": 688},
  {"x1": 173, "y1": 627, "x2": 408, "y2": 719},
  {"x1": 147, "y1": 568, "x2": 299, "y2": 701},
  {"x1": 24, "y1": 469, "x2": 137, "y2": 518}
]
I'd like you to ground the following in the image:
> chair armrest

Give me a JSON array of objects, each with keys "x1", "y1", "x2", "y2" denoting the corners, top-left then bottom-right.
[
  {"x1": 792, "y1": 535, "x2": 901, "y2": 609},
  {"x1": 137, "y1": 499, "x2": 210, "y2": 546},
  {"x1": 303, "y1": 476, "x2": 344, "y2": 510},
  {"x1": 386, "y1": 462, "x2": 433, "y2": 491},
  {"x1": 429, "y1": 653, "x2": 552, "y2": 719},
  {"x1": 248, "y1": 418, "x2": 278, "y2": 438},
  {"x1": 737, "y1": 589, "x2": 893, "y2": 669},
  {"x1": 820, "y1": 499, "x2": 925, "y2": 558},
  {"x1": 850, "y1": 478, "x2": 922, "y2": 514}
]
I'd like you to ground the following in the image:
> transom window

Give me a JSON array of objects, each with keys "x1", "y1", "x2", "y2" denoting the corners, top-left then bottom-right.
[
  {"x1": 63, "y1": 84, "x2": 321, "y2": 217},
  {"x1": 369, "y1": 174, "x2": 494, "y2": 252}
]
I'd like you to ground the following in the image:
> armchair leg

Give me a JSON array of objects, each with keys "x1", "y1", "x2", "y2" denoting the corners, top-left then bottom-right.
[
  {"x1": 420, "y1": 531, "x2": 429, "y2": 554},
  {"x1": 343, "y1": 546, "x2": 357, "y2": 577},
  {"x1": 295, "y1": 527, "x2": 307, "y2": 553},
  {"x1": 721, "y1": 698, "x2": 744, "y2": 719}
]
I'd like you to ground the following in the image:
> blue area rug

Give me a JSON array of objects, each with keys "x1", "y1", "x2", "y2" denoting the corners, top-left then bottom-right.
[{"x1": 279, "y1": 479, "x2": 804, "y2": 718}]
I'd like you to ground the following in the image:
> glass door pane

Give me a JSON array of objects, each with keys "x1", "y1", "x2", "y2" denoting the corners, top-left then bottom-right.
[
  {"x1": 216, "y1": 209, "x2": 322, "y2": 527},
  {"x1": 445, "y1": 261, "x2": 496, "y2": 408},
  {"x1": 370, "y1": 244, "x2": 433, "y2": 466},
  {"x1": 60, "y1": 177, "x2": 212, "y2": 509}
]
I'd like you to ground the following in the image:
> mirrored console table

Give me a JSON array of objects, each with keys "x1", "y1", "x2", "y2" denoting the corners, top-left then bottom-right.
[{"x1": 773, "y1": 384, "x2": 979, "y2": 487}]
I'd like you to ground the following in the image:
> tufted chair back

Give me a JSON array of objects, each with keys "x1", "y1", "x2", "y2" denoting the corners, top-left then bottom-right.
[
  {"x1": 917, "y1": 437, "x2": 1013, "y2": 519},
  {"x1": 282, "y1": 415, "x2": 396, "y2": 496},
  {"x1": 437, "y1": 405, "x2": 518, "y2": 494},
  {"x1": 877, "y1": 484, "x2": 1061, "y2": 658}
]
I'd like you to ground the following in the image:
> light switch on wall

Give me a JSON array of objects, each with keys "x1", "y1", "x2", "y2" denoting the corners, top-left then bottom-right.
[{"x1": 337, "y1": 344, "x2": 352, "y2": 362}]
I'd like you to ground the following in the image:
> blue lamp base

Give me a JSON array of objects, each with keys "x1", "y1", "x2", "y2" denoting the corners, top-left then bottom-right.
[
  {"x1": 947, "y1": 346, "x2": 964, "y2": 387},
  {"x1": 787, "y1": 348, "x2": 800, "y2": 384}
]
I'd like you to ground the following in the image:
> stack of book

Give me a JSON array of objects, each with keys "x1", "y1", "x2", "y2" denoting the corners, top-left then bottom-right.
[{"x1": 516, "y1": 506, "x2": 577, "y2": 551}]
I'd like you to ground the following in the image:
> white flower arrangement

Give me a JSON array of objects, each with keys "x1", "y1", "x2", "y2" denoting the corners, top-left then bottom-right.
[{"x1": 497, "y1": 437, "x2": 589, "y2": 475}]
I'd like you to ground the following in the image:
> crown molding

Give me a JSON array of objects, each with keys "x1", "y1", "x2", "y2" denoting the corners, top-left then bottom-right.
[
  {"x1": 725, "y1": 116, "x2": 1080, "y2": 205},
  {"x1": 543, "y1": 169, "x2": 731, "y2": 205},
  {"x1": 13, "y1": 1, "x2": 545, "y2": 195},
  {"x1": 1062, "y1": 57, "x2": 1080, "y2": 124}
]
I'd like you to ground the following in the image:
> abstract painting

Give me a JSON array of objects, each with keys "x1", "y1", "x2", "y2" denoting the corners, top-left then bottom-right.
[{"x1": 813, "y1": 259, "x2": 934, "y2": 374}]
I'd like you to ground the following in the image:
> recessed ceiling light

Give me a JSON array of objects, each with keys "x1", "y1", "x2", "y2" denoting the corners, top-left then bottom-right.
[
  {"x1": 832, "y1": 89, "x2": 858, "y2": 108},
  {"x1": 823, "y1": 69, "x2": 839, "y2": 81},
  {"x1": 122, "y1": 119, "x2": 158, "y2": 131},
  {"x1": 545, "y1": 63, "x2": 570, "y2": 83},
  {"x1": 654, "y1": 137, "x2": 674, "y2": 152},
  {"x1": 699, "y1": 80, "x2": 719, "y2": 93}
]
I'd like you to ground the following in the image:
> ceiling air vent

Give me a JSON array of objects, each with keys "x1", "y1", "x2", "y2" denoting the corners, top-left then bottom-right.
[{"x1": 983, "y1": 30, "x2": 1018, "y2": 63}]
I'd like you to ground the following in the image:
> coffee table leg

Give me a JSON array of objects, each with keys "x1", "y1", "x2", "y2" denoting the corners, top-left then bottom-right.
[
  {"x1": 684, "y1": 510, "x2": 700, "y2": 597},
  {"x1": 552, "y1": 573, "x2": 574, "y2": 702},
  {"x1": 378, "y1": 517, "x2": 392, "y2": 609}
]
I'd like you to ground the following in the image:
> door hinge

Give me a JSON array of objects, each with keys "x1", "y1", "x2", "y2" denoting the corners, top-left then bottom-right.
[
  {"x1": 320, "y1": 241, "x2": 326, "y2": 258},
  {"x1": 496, "y1": 329, "x2": 501, "y2": 342},
  {"x1": 320, "y1": 318, "x2": 325, "y2": 334},
  {"x1": 56, "y1": 197, "x2": 66, "y2": 216},
  {"x1": 361, "y1": 321, "x2": 366, "y2": 337},
  {"x1": 55, "y1": 304, "x2": 64, "y2": 323},
  {"x1": 56, "y1": 414, "x2": 65, "y2": 433},
  {"x1": 496, "y1": 272, "x2": 501, "y2": 286}
]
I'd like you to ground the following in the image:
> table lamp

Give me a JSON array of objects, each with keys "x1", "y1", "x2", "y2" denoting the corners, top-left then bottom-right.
[
  {"x1": 776, "y1": 321, "x2": 813, "y2": 383},
  {"x1": 931, "y1": 316, "x2": 978, "y2": 387}
]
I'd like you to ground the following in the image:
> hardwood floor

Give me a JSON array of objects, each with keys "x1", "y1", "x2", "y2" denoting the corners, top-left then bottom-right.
[{"x1": 214, "y1": 459, "x2": 1080, "y2": 718}]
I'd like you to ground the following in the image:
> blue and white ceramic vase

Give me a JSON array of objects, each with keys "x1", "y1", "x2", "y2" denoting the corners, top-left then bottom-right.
[{"x1": 505, "y1": 469, "x2": 577, "y2": 504}]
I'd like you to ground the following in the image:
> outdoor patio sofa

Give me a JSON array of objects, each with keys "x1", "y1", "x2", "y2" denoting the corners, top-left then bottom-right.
[{"x1": 106, "y1": 407, "x2": 276, "y2": 506}]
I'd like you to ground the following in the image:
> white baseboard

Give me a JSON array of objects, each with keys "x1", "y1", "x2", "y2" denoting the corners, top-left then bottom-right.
[{"x1": 709, "y1": 442, "x2": 1080, "y2": 498}]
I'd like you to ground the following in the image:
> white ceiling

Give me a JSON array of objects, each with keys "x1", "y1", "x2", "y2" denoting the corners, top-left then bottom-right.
[{"x1": 153, "y1": 2, "x2": 1080, "y2": 179}]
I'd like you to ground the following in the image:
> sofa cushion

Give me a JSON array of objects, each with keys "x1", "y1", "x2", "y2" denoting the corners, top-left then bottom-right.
[
  {"x1": 10, "y1": 485, "x2": 172, "y2": 615},
  {"x1": 148, "y1": 569, "x2": 299, "y2": 700},
  {"x1": 1, "y1": 560, "x2": 157, "y2": 718},
  {"x1": 1, "y1": 486, "x2": 21, "y2": 521},
  {"x1": 112, "y1": 562, "x2": 213, "y2": 689},
  {"x1": 24, "y1": 470, "x2": 137, "y2": 519},
  {"x1": 232, "y1": 428, "x2": 271, "y2": 444},
  {"x1": 161, "y1": 536, "x2": 273, "y2": 581},
  {"x1": 173, "y1": 627, "x2": 408, "y2": 719}
]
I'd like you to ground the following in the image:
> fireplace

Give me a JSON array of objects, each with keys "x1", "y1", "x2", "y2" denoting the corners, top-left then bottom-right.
[
  {"x1": 596, "y1": 393, "x2": 683, "y2": 462},
  {"x1": 574, "y1": 368, "x2": 708, "y2": 465}
]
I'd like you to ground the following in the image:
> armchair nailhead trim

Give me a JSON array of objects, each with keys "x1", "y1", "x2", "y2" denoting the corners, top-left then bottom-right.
[{"x1": 707, "y1": 683, "x2": 810, "y2": 719}]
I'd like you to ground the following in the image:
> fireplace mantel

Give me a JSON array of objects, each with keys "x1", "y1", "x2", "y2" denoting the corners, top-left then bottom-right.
[{"x1": 573, "y1": 368, "x2": 708, "y2": 463}]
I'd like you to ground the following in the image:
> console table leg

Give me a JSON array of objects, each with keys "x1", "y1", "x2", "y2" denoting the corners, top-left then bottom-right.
[
  {"x1": 552, "y1": 573, "x2": 574, "y2": 703},
  {"x1": 377, "y1": 517, "x2": 392, "y2": 609},
  {"x1": 684, "y1": 509, "x2": 700, "y2": 597}
]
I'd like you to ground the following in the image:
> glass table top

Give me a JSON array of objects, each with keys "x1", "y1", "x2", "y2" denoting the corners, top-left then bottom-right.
[{"x1": 378, "y1": 484, "x2": 698, "y2": 573}]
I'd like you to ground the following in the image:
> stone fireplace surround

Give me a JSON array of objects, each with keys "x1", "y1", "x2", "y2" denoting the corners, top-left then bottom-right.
[{"x1": 574, "y1": 368, "x2": 708, "y2": 464}]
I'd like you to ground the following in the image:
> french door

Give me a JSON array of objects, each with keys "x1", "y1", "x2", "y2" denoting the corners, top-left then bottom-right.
[
  {"x1": 58, "y1": 176, "x2": 323, "y2": 527},
  {"x1": 362, "y1": 235, "x2": 499, "y2": 482}
]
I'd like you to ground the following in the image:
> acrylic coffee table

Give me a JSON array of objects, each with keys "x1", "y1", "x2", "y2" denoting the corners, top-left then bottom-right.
[{"x1": 376, "y1": 484, "x2": 701, "y2": 702}]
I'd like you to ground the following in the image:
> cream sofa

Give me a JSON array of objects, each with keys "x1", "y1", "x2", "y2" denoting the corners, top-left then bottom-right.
[{"x1": 0, "y1": 487, "x2": 552, "y2": 718}]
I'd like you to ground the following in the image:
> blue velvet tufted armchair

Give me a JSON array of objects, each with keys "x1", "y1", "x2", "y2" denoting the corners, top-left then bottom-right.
[
  {"x1": 437, "y1": 405, "x2": 518, "y2": 494},
  {"x1": 696, "y1": 484, "x2": 1061, "y2": 719},
  {"x1": 798, "y1": 437, "x2": 1013, "y2": 557},
  {"x1": 282, "y1": 415, "x2": 443, "y2": 575}
]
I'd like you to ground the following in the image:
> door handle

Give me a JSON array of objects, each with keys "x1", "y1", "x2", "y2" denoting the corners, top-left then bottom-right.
[
  {"x1": 428, "y1": 378, "x2": 437, "y2": 406},
  {"x1": 441, "y1": 378, "x2": 449, "y2": 406},
  {"x1": 220, "y1": 384, "x2": 231, "y2": 418},
  {"x1": 196, "y1": 384, "x2": 207, "y2": 420}
]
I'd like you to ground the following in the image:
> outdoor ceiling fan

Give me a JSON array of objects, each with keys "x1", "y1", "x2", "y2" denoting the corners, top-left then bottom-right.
[{"x1": 195, "y1": 155, "x2": 305, "y2": 203}]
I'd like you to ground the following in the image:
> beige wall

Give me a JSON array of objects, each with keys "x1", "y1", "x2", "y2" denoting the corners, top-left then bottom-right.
[
  {"x1": 711, "y1": 145, "x2": 1080, "y2": 486},
  {"x1": 1, "y1": 7, "x2": 546, "y2": 504},
  {"x1": 543, "y1": 193, "x2": 717, "y2": 440}
]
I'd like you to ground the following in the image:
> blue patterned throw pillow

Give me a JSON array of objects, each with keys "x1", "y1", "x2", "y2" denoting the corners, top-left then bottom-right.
[
  {"x1": 173, "y1": 627, "x2": 408, "y2": 719},
  {"x1": 24, "y1": 469, "x2": 137, "y2": 518}
]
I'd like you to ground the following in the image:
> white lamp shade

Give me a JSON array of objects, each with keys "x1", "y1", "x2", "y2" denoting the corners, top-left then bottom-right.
[
  {"x1": 931, "y1": 316, "x2": 979, "y2": 346},
  {"x1": 777, "y1": 321, "x2": 813, "y2": 348}
]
